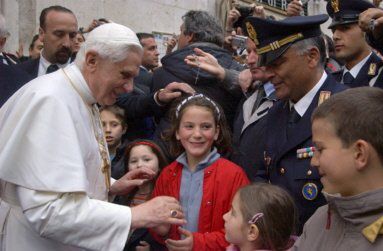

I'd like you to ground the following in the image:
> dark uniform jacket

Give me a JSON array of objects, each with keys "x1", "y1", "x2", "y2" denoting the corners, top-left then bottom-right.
[
  {"x1": 332, "y1": 52, "x2": 383, "y2": 88},
  {"x1": 259, "y1": 74, "x2": 347, "y2": 233}
]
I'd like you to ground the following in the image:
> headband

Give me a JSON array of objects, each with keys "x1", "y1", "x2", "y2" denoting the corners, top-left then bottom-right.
[
  {"x1": 131, "y1": 141, "x2": 162, "y2": 153},
  {"x1": 175, "y1": 94, "x2": 221, "y2": 120}
]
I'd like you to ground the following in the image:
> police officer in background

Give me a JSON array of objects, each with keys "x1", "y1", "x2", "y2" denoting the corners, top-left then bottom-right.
[
  {"x1": 327, "y1": 0, "x2": 383, "y2": 88},
  {"x1": 245, "y1": 14, "x2": 347, "y2": 233}
]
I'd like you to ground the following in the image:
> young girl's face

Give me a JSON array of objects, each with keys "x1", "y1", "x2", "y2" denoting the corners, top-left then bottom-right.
[
  {"x1": 100, "y1": 110, "x2": 126, "y2": 149},
  {"x1": 223, "y1": 193, "x2": 248, "y2": 246},
  {"x1": 176, "y1": 105, "x2": 219, "y2": 164},
  {"x1": 128, "y1": 145, "x2": 159, "y2": 175}
]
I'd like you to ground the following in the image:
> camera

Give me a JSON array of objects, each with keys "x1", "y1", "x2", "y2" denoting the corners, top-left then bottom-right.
[{"x1": 231, "y1": 35, "x2": 247, "y2": 50}]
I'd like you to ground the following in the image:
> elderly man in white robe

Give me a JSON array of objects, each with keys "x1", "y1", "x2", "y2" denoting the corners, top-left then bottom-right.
[{"x1": 0, "y1": 23, "x2": 185, "y2": 251}]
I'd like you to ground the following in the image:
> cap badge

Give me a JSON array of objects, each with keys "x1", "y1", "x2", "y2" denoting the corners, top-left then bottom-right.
[
  {"x1": 331, "y1": 0, "x2": 340, "y2": 13},
  {"x1": 246, "y1": 22, "x2": 259, "y2": 45}
]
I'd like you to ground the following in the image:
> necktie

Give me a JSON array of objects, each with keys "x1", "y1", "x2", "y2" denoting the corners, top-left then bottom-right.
[
  {"x1": 287, "y1": 106, "x2": 301, "y2": 139},
  {"x1": 342, "y1": 71, "x2": 354, "y2": 85},
  {"x1": 46, "y1": 64, "x2": 59, "y2": 74},
  {"x1": 251, "y1": 85, "x2": 266, "y2": 115}
]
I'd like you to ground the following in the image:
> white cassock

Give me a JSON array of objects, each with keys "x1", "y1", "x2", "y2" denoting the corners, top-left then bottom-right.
[{"x1": 0, "y1": 64, "x2": 132, "y2": 251}]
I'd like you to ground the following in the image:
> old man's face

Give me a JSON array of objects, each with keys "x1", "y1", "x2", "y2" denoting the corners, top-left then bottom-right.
[{"x1": 88, "y1": 50, "x2": 141, "y2": 105}]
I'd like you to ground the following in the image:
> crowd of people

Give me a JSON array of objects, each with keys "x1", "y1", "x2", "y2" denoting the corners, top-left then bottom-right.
[{"x1": 0, "y1": 0, "x2": 383, "y2": 250}]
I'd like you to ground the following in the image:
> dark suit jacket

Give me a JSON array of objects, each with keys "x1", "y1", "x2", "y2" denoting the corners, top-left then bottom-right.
[
  {"x1": 0, "y1": 64, "x2": 33, "y2": 107},
  {"x1": 17, "y1": 57, "x2": 39, "y2": 79},
  {"x1": 332, "y1": 52, "x2": 383, "y2": 88},
  {"x1": 230, "y1": 86, "x2": 276, "y2": 181},
  {"x1": 259, "y1": 74, "x2": 347, "y2": 233}
]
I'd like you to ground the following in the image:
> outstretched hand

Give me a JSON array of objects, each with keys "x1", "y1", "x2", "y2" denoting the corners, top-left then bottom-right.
[
  {"x1": 359, "y1": 8, "x2": 383, "y2": 40},
  {"x1": 184, "y1": 48, "x2": 226, "y2": 81},
  {"x1": 131, "y1": 196, "x2": 186, "y2": 229},
  {"x1": 109, "y1": 167, "x2": 156, "y2": 196},
  {"x1": 165, "y1": 227, "x2": 193, "y2": 251}
]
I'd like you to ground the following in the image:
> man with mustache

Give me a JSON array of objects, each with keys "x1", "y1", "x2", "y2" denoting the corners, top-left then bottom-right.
[{"x1": 18, "y1": 5, "x2": 77, "y2": 78}]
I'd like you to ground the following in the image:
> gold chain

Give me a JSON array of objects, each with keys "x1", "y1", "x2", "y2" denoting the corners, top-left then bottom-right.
[{"x1": 62, "y1": 69, "x2": 111, "y2": 189}]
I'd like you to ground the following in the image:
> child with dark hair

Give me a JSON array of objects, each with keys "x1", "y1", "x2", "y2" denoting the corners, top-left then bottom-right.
[
  {"x1": 151, "y1": 94, "x2": 249, "y2": 250},
  {"x1": 224, "y1": 183, "x2": 297, "y2": 251},
  {"x1": 123, "y1": 140, "x2": 169, "y2": 251},
  {"x1": 100, "y1": 105, "x2": 128, "y2": 180},
  {"x1": 295, "y1": 87, "x2": 383, "y2": 250}
]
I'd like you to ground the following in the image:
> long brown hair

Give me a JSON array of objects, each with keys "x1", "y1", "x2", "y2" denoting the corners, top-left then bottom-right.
[{"x1": 162, "y1": 93, "x2": 231, "y2": 158}]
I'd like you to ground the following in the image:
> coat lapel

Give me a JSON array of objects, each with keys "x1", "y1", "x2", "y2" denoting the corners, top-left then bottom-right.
[{"x1": 275, "y1": 76, "x2": 334, "y2": 161}]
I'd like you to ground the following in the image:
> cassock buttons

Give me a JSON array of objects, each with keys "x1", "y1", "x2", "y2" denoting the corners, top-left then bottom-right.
[
  {"x1": 307, "y1": 170, "x2": 312, "y2": 176},
  {"x1": 280, "y1": 168, "x2": 285, "y2": 175}
]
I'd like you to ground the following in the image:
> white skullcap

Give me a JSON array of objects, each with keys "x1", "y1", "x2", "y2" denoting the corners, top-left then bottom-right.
[{"x1": 86, "y1": 23, "x2": 142, "y2": 49}]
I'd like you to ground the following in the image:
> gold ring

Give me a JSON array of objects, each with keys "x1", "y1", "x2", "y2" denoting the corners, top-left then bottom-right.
[{"x1": 170, "y1": 210, "x2": 178, "y2": 218}]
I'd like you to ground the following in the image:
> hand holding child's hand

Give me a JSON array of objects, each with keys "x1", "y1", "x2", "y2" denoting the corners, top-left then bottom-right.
[
  {"x1": 165, "y1": 227, "x2": 193, "y2": 251},
  {"x1": 109, "y1": 167, "x2": 156, "y2": 195}
]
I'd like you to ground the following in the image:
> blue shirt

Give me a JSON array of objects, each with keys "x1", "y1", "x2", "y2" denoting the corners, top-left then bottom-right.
[{"x1": 176, "y1": 148, "x2": 220, "y2": 233}]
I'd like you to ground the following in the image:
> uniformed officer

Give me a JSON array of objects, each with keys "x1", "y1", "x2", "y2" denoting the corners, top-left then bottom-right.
[
  {"x1": 327, "y1": 0, "x2": 383, "y2": 88},
  {"x1": 244, "y1": 14, "x2": 347, "y2": 233}
]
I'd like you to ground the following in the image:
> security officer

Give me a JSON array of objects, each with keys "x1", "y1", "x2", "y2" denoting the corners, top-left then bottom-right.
[
  {"x1": 327, "y1": 0, "x2": 383, "y2": 88},
  {"x1": 245, "y1": 14, "x2": 347, "y2": 233}
]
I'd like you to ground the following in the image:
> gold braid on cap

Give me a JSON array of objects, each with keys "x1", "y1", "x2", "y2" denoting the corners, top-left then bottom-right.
[{"x1": 256, "y1": 33, "x2": 304, "y2": 55}]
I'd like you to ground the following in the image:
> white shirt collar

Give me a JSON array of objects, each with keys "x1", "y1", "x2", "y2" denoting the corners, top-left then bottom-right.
[
  {"x1": 38, "y1": 51, "x2": 71, "y2": 77},
  {"x1": 291, "y1": 71, "x2": 327, "y2": 117},
  {"x1": 343, "y1": 52, "x2": 372, "y2": 79},
  {"x1": 63, "y1": 63, "x2": 97, "y2": 105}
]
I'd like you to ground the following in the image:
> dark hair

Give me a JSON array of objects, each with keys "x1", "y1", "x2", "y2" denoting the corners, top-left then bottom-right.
[
  {"x1": 136, "y1": 32, "x2": 155, "y2": 44},
  {"x1": 99, "y1": 105, "x2": 127, "y2": 129},
  {"x1": 125, "y1": 139, "x2": 169, "y2": 172},
  {"x1": 312, "y1": 87, "x2": 383, "y2": 163},
  {"x1": 123, "y1": 140, "x2": 169, "y2": 205},
  {"x1": 163, "y1": 93, "x2": 231, "y2": 158},
  {"x1": 238, "y1": 183, "x2": 297, "y2": 251},
  {"x1": 29, "y1": 34, "x2": 40, "y2": 50},
  {"x1": 40, "y1": 5, "x2": 74, "y2": 30},
  {"x1": 182, "y1": 10, "x2": 224, "y2": 47}
]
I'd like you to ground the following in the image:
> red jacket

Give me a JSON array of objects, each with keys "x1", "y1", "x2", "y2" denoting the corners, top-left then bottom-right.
[{"x1": 151, "y1": 157, "x2": 250, "y2": 250}]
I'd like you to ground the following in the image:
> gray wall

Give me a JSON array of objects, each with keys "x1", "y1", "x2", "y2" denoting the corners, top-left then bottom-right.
[{"x1": 2, "y1": 0, "x2": 222, "y2": 53}]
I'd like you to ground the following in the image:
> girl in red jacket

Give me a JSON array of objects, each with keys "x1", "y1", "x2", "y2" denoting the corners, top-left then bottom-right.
[{"x1": 151, "y1": 93, "x2": 250, "y2": 250}]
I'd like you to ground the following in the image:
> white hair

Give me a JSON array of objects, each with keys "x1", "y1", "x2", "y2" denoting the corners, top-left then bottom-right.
[{"x1": 75, "y1": 23, "x2": 143, "y2": 69}]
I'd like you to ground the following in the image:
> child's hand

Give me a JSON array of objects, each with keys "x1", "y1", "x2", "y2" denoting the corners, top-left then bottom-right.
[
  {"x1": 109, "y1": 167, "x2": 156, "y2": 195},
  {"x1": 152, "y1": 223, "x2": 171, "y2": 237},
  {"x1": 136, "y1": 241, "x2": 150, "y2": 251},
  {"x1": 165, "y1": 227, "x2": 193, "y2": 251}
]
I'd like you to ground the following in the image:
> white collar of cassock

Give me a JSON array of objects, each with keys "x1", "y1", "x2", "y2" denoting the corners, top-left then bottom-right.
[{"x1": 63, "y1": 63, "x2": 97, "y2": 105}]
